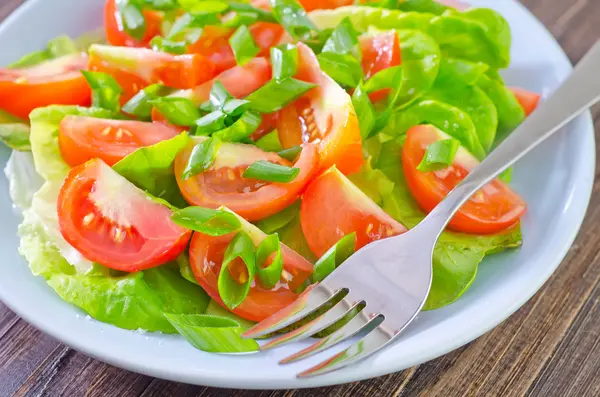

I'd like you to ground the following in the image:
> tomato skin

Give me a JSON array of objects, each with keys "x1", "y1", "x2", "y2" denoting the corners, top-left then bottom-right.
[
  {"x1": 301, "y1": 166, "x2": 407, "y2": 258},
  {"x1": 277, "y1": 43, "x2": 363, "y2": 175},
  {"x1": 359, "y1": 31, "x2": 401, "y2": 103},
  {"x1": 175, "y1": 140, "x2": 319, "y2": 221},
  {"x1": 58, "y1": 159, "x2": 191, "y2": 272},
  {"x1": 299, "y1": 0, "x2": 353, "y2": 11},
  {"x1": 402, "y1": 125, "x2": 527, "y2": 234},
  {"x1": 0, "y1": 54, "x2": 91, "y2": 119},
  {"x1": 59, "y1": 116, "x2": 181, "y2": 167},
  {"x1": 189, "y1": 224, "x2": 313, "y2": 322},
  {"x1": 104, "y1": 0, "x2": 162, "y2": 48},
  {"x1": 509, "y1": 87, "x2": 541, "y2": 116}
]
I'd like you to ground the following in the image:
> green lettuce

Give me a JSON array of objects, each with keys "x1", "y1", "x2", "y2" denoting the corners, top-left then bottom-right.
[
  {"x1": 0, "y1": 110, "x2": 30, "y2": 151},
  {"x1": 477, "y1": 73, "x2": 525, "y2": 142},
  {"x1": 396, "y1": 0, "x2": 451, "y2": 15}
]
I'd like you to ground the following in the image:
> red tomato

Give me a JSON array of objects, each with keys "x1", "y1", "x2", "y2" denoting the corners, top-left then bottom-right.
[
  {"x1": 0, "y1": 54, "x2": 90, "y2": 119},
  {"x1": 104, "y1": 0, "x2": 163, "y2": 48},
  {"x1": 187, "y1": 23, "x2": 284, "y2": 74},
  {"x1": 509, "y1": 87, "x2": 541, "y2": 116},
  {"x1": 175, "y1": 139, "x2": 319, "y2": 221},
  {"x1": 189, "y1": 218, "x2": 313, "y2": 322},
  {"x1": 299, "y1": 0, "x2": 353, "y2": 11},
  {"x1": 277, "y1": 43, "x2": 363, "y2": 175},
  {"x1": 402, "y1": 125, "x2": 527, "y2": 234},
  {"x1": 88, "y1": 46, "x2": 216, "y2": 102},
  {"x1": 359, "y1": 31, "x2": 401, "y2": 103},
  {"x1": 59, "y1": 116, "x2": 181, "y2": 167},
  {"x1": 301, "y1": 166, "x2": 408, "y2": 258},
  {"x1": 58, "y1": 158, "x2": 191, "y2": 272}
]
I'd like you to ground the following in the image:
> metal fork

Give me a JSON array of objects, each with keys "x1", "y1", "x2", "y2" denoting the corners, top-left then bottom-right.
[{"x1": 242, "y1": 40, "x2": 600, "y2": 378}]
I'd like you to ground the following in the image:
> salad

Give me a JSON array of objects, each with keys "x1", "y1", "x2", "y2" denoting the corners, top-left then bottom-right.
[{"x1": 0, "y1": 0, "x2": 541, "y2": 353}]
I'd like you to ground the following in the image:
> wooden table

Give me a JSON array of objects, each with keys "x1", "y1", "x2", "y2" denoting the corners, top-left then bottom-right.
[{"x1": 1, "y1": 0, "x2": 600, "y2": 396}]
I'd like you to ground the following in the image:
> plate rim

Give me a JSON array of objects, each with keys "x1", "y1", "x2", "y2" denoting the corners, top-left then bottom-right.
[{"x1": 0, "y1": 0, "x2": 595, "y2": 389}]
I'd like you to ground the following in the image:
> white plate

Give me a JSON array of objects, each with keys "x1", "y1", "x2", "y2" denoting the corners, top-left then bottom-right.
[{"x1": 0, "y1": 0, "x2": 595, "y2": 389}]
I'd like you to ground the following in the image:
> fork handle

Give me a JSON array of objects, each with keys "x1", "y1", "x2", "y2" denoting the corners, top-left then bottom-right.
[{"x1": 424, "y1": 40, "x2": 600, "y2": 234}]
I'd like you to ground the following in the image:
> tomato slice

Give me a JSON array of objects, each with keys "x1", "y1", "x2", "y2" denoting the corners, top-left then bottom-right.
[
  {"x1": 0, "y1": 54, "x2": 90, "y2": 119},
  {"x1": 189, "y1": 216, "x2": 313, "y2": 322},
  {"x1": 104, "y1": 0, "x2": 163, "y2": 48},
  {"x1": 509, "y1": 87, "x2": 541, "y2": 116},
  {"x1": 277, "y1": 43, "x2": 363, "y2": 175},
  {"x1": 175, "y1": 138, "x2": 318, "y2": 221},
  {"x1": 359, "y1": 31, "x2": 401, "y2": 103},
  {"x1": 187, "y1": 23, "x2": 284, "y2": 74},
  {"x1": 402, "y1": 125, "x2": 527, "y2": 234},
  {"x1": 301, "y1": 166, "x2": 407, "y2": 258},
  {"x1": 88, "y1": 45, "x2": 216, "y2": 102},
  {"x1": 58, "y1": 158, "x2": 191, "y2": 272},
  {"x1": 59, "y1": 116, "x2": 181, "y2": 167}
]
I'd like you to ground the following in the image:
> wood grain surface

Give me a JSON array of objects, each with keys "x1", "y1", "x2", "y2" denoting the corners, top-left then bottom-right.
[{"x1": 1, "y1": 0, "x2": 600, "y2": 396}]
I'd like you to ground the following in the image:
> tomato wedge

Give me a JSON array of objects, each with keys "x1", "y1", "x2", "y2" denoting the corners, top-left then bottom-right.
[
  {"x1": 301, "y1": 166, "x2": 407, "y2": 257},
  {"x1": 402, "y1": 125, "x2": 526, "y2": 234},
  {"x1": 359, "y1": 31, "x2": 401, "y2": 103},
  {"x1": 175, "y1": 138, "x2": 318, "y2": 221},
  {"x1": 88, "y1": 45, "x2": 216, "y2": 101},
  {"x1": 58, "y1": 158, "x2": 191, "y2": 272},
  {"x1": 189, "y1": 217, "x2": 313, "y2": 322},
  {"x1": 277, "y1": 43, "x2": 363, "y2": 175},
  {"x1": 0, "y1": 54, "x2": 90, "y2": 119},
  {"x1": 509, "y1": 87, "x2": 541, "y2": 116},
  {"x1": 59, "y1": 116, "x2": 181, "y2": 167},
  {"x1": 188, "y1": 23, "x2": 284, "y2": 74},
  {"x1": 104, "y1": 0, "x2": 163, "y2": 48}
]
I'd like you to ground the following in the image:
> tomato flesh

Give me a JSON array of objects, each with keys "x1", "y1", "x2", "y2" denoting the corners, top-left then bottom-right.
[
  {"x1": 298, "y1": 0, "x2": 353, "y2": 11},
  {"x1": 402, "y1": 125, "x2": 527, "y2": 234},
  {"x1": 301, "y1": 166, "x2": 407, "y2": 257},
  {"x1": 175, "y1": 138, "x2": 319, "y2": 221},
  {"x1": 359, "y1": 31, "x2": 401, "y2": 103},
  {"x1": 0, "y1": 54, "x2": 90, "y2": 119},
  {"x1": 59, "y1": 116, "x2": 181, "y2": 167},
  {"x1": 58, "y1": 159, "x2": 191, "y2": 272},
  {"x1": 189, "y1": 218, "x2": 313, "y2": 322},
  {"x1": 104, "y1": 0, "x2": 163, "y2": 48},
  {"x1": 509, "y1": 87, "x2": 541, "y2": 116},
  {"x1": 277, "y1": 43, "x2": 363, "y2": 175}
]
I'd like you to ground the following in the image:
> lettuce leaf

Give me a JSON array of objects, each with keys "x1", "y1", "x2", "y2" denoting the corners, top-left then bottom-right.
[
  {"x1": 477, "y1": 73, "x2": 525, "y2": 142},
  {"x1": 363, "y1": 136, "x2": 522, "y2": 309},
  {"x1": 310, "y1": 7, "x2": 436, "y2": 33}
]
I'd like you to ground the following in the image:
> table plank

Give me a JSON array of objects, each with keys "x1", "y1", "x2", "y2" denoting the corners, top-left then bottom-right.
[{"x1": 1, "y1": 0, "x2": 600, "y2": 396}]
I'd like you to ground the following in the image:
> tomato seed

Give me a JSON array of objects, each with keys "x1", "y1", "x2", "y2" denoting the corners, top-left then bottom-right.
[{"x1": 82, "y1": 212, "x2": 95, "y2": 226}]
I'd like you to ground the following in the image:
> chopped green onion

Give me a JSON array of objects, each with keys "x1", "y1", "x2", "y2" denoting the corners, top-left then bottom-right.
[
  {"x1": 255, "y1": 234, "x2": 284, "y2": 289},
  {"x1": 352, "y1": 84, "x2": 376, "y2": 139},
  {"x1": 8, "y1": 51, "x2": 48, "y2": 69},
  {"x1": 243, "y1": 160, "x2": 299, "y2": 183},
  {"x1": 246, "y1": 78, "x2": 316, "y2": 113},
  {"x1": 164, "y1": 313, "x2": 259, "y2": 353},
  {"x1": 218, "y1": 231, "x2": 256, "y2": 309},
  {"x1": 186, "y1": 0, "x2": 230, "y2": 15},
  {"x1": 181, "y1": 137, "x2": 222, "y2": 179},
  {"x1": 172, "y1": 206, "x2": 241, "y2": 236},
  {"x1": 271, "y1": 44, "x2": 298, "y2": 81},
  {"x1": 228, "y1": 2, "x2": 276, "y2": 22},
  {"x1": 150, "y1": 97, "x2": 201, "y2": 126},
  {"x1": 277, "y1": 145, "x2": 302, "y2": 161},
  {"x1": 222, "y1": 98, "x2": 250, "y2": 117},
  {"x1": 321, "y1": 17, "x2": 359, "y2": 55},
  {"x1": 150, "y1": 36, "x2": 188, "y2": 54},
  {"x1": 194, "y1": 110, "x2": 228, "y2": 135},
  {"x1": 255, "y1": 130, "x2": 282, "y2": 152},
  {"x1": 118, "y1": 1, "x2": 147, "y2": 41},
  {"x1": 212, "y1": 110, "x2": 262, "y2": 142},
  {"x1": 499, "y1": 167, "x2": 512, "y2": 183},
  {"x1": 270, "y1": 0, "x2": 318, "y2": 40},
  {"x1": 317, "y1": 52, "x2": 363, "y2": 88},
  {"x1": 255, "y1": 201, "x2": 300, "y2": 235},
  {"x1": 417, "y1": 138, "x2": 460, "y2": 172},
  {"x1": 0, "y1": 123, "x2": 31, "y2": 151},
  {"x1": 210, "y1": 81, "x2": 234, "y2": 110},
  {"x1": 122, "y1": 84, "x2": 173, "y2": 120},
  {"x1": 167, "y1": 14, "x2": 204, "y2": 42},
  {"x1": 131, "y1": 0, "x2": 179, "y2": 11},
  {"x1": 363, "y1": 65, "x2": 403, "y2": 94},
  {"x1": 311, "y1": 233, "x2": 356, "y2": 282},
  {"x1": 229, "y1": 25, "x2": 260, "y2": 66},
  {"x1": 81, "y1": 71, "x2": 123, "y2": 112}
]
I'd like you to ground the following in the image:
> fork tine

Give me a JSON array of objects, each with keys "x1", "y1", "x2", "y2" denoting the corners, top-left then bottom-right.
[
  {"x1": 242, "y1": 283, "x2": 339, "y2": 339},
  {"x1": 280, "y1": 309, "x2": 379, "y2": 364},
  {"x1": 260, "y1": 297, "x2": 363, "y2": 351},
  {"x1": 296, "y1": 324, "x2": 394, "y2": 378}
]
